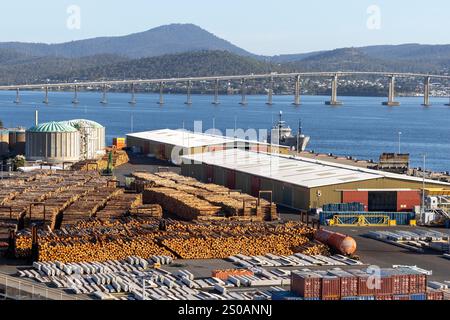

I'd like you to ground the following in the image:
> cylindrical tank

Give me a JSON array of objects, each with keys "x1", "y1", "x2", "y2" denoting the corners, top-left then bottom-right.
[
  {"x1": 315, "y1": 229, "x2": 357, "y2": 255},
  {"x1": 8, "y1": 128, "x2": 26, "y2": 155},
  {"x1": 62, "y1": 119, "x2": 105, "y2": 159},
  {"x1": 0, "y1": 129, "x2": 9, "y2": 156},
  {"x1": 26, "y1": 122, "x2": 80, "y2": 163}
]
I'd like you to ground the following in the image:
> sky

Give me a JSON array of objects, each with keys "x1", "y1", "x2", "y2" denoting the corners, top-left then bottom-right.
[{"x1": 0, "y1": 0, "x2": 449, "y2": 55}]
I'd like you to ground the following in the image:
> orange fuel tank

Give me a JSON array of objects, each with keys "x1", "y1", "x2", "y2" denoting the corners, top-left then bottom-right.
[{"x1": 315, "y1": 229, "x2": 357, "y2": 255}]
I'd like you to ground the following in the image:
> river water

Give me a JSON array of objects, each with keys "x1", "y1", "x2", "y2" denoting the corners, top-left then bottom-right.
[{"x1": 0, "y1": 90, "x2": 449, "y2": 171}]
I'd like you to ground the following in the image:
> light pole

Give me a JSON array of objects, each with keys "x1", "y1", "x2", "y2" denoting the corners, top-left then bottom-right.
[
  {"x1": 422, "y1": 154, "x2": 426, "y2": 215},
  {"x1": 398, "y1": 131, "x2": 402, "y2": 154}
]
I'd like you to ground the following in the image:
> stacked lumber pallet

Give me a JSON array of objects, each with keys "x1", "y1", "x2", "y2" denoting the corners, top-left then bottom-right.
[
  {"x1": 58, "y1": 187, "x2": 119, "y2": 228},
  {"x1": 95, "y1": 193, "x2": 142, "y2": 220},
  {"x1": 72, "y1": 149, "x2": 129, "y2": 171},
  {"x1": 143, "y1": 188, "x2": 221, "y2": 220},
  {"x1": 129, "y1": 205, "x2": 163, "y2": 218},
  {"x1": 134, "y1": 171, "x2": 278, "y2": 221}
]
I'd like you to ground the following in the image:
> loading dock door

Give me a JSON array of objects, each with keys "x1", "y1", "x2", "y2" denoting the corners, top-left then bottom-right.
[
  {"x1": 368, "y1": 191, "x2": 397, "y2": 212},
  {"x1": 282, "y1": 184, "x2": 293, "y2": 207},
  {"x1": 226, "y1": 170, "x2": 236, "y2": 189},
  {"x1": 251, "y1": 176, "x2": 261, "y2": 197},
  {"x1": 205, "y1": 165, "x2": 214, "y2": 183}
]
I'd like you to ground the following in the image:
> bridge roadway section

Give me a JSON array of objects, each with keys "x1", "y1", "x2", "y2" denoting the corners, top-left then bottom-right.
[{"x1": 0, "y1": 71, "x2": 449, "y2": 107}]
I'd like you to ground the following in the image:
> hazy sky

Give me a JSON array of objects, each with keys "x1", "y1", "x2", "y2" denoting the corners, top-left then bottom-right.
[{"x1": 1, "y1": 0, "x2": 449, "y2": 55}]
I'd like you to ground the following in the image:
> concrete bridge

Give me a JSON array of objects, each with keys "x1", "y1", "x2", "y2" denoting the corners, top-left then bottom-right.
[{"x1": 0, "y1": 71, "x2": 449, "y2": 107}]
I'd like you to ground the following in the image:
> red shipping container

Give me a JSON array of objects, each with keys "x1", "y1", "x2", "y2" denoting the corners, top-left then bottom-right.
[
  {"x1": 416, "y1": 274, "x2": 427, "y2": 294},
  {"x1": 426, "y1": 290, "x2": 444, "y2": 300},
  {"x1": 382, "y1": 269, "x2": 409, "y2": 295},
  {"x1": 375, "y1": 275, "x2": 393, "y2": 296},
  {"x1": 348, "y1": 270, "x2": 376, "y2": 296},
  {"x1": 291, "y1": 272, "x2": 322, "y2": 298},
  {"x1": 321, "y1": 276, "x2": 341, "y2": 300},
  {"x1": 328, "y1": 270, "x2": 358, "y2": 298}
]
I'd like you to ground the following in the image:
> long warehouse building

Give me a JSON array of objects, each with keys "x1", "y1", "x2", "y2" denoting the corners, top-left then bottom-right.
[
  {"x1": 126, "y1": 129, "x2": 290, "y2": 164},
  {"x1": 181, "y1": 149, "x2": 450, "y2": 211}
]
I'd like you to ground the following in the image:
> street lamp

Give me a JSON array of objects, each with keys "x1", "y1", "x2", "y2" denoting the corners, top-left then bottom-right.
[
  {"x1": 398, "y1": 131, "x2": 402, "y2": 154},
  {"x1": 422, "y1": 154, "x2": 426, "y2": 215}
]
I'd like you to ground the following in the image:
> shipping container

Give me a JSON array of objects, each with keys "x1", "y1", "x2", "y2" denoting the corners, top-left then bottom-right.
[
  {"x1": 426, "y1": 290, "x2": 444, "y2": 300},
  {"x1": 410, "y1": 293, "x2": 426, "y2": 301},
  {"x1": 348, "y1": 270, "x2": 376, "y2": 297},
  {"x1": 375, "y1": 294, "x2": 393, "y2": 300},
  {"x1": 393, "y1": 294, "x2": 410, "y2": 301},
  {"x1": 291, "y1": 271, "x2": 322, "y2": 298},
  {"x1": 321, "y1": 275, "x2": 341, "y2": 300},
  {"x1": 328, "y1": 270, "x2": 358, "y2": 298}
]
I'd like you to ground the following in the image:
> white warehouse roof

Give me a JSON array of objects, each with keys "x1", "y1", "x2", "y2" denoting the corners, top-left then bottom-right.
[
  {"x1": 181, "y1": 149, "x2": 450, "y2": 189},
  {"x1": 126, "y1": 129, "x2": 283, "y2": 149}
]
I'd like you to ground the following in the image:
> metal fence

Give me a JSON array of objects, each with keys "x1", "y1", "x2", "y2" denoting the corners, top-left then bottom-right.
[{"x1": 0, "y1": 273, "x2": 82, "y2": 300}]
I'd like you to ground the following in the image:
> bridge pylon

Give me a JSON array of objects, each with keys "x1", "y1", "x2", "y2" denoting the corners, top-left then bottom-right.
[
  {"x1": 157, "y1": 82, "x2": 164, "y2": 105},
  {"x1": 43, "y1": 87, "x2": 49, "y2": 105},
  {"x1": 14, "y1": 88, "x2": 20, "y2": 104},
  {"x1": 72, "y1": 86, "x2": 79, "y2": 104},
  {"x1": 129, "y1": 83, "x2": 137, "y2": 105},
  {"x1": 266, "y1": 77, "x2": 274, "y2": 106},
  {"x1": 292, "y1": 75, "x2": 301, "y2": 106},
  {"x1": 239, "y1": 79, "x2": 248, "y2": 106},
  {"x1": 382, "y1": 76, "x2": 400, "y2": 106},
  {"x1": 421, "y1": 76, "x2": 431, "y2": 107},
  {"x1": 100, "y1": 84, "x2": 108, "y2": 105},
  {"x1": 325, "y1": 74, "x2": 343, "y2": 105},
  {"x1": 212, "y1": 79, "x2": 220, "y2": 105},
  {"x1": 185, "y1": 80, "x2": 192, "y2": 105}
]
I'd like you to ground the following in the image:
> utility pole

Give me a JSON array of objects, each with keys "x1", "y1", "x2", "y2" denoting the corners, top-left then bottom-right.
[
  {"x1": 422, "y1": 154, "x2": 426, "y2": 215},
  {"x1": 398, "y1": 132, "x2": 402, "y2": 154}
]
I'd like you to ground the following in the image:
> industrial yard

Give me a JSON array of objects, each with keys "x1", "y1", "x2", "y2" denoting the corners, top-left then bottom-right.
[{"x1": 0, "y1": 124, "x2": 449, "y2": 302}]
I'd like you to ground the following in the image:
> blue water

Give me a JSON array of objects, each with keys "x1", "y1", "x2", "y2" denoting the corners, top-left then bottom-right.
[{"x1": 0, "y1": 90, "x2": 449, "y2": 171}]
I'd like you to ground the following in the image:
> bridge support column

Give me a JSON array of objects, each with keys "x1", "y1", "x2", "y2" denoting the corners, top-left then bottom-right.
[
  {"x1": 239, "y1": 79, "x2": 248, "y2": 105},
  {"x1": 212, "y1": 79, "x2": 220, "y2": 105},
  {"x1": 72, "y1": 86, "x2": 79, "y2": 104},
  {"x1": 157, "y1": 82, "x2": 164, "y2": 105},
  {"x1": 100, "y1": 85, "x2": 108, "y2": 105},
  {"x1": 129, "y1": 83, "x2": 136, "y2": 105},
  {"x1": 325, "y1": 74, "x2": 342, "y2": 105},
  {"x1": 266, "y1": 77, "x2": 274, "y2": 105},
  {"x1": 293, "y1": 75, "x2": 301, "y2": 106},
  {"x1": 14, "y1": 88, "x2": 20, "y2": 104},
  {"x1": 422, "y1": 76, "x2": 431, "y2": 106},
  {"x1": 185, "y1": 80, "x2": 192, "y2": 105},
  {"x1": 382, "y1": 76, "x2": 400, "y2": 106},
  {"x1": 43, "y1": 87, "x2": 49, "y2": 104}
]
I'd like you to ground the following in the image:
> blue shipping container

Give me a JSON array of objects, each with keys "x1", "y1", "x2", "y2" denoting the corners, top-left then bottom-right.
[{"x1": 410, "y1": 294, "x2": 426, "y2": 301}]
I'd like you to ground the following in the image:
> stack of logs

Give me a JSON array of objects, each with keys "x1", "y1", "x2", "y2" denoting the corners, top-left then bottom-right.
[
  {"x1": 133, "y1": 171, "x2": 278, "y2": 221},
  {"x1": 14, "y1": 218, "x2": 328, "y2": 263},
  {"x1": 71, "y1": 148, "x2": 129, "y2": 171}
]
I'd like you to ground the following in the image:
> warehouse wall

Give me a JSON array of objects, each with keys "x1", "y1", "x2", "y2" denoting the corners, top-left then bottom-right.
[
  {"x1": 309, "y1": 177, "x2": 448, "y2": 210},
  {"x1": 181, "y1": 162, "x2": 450, "y2": 211}
]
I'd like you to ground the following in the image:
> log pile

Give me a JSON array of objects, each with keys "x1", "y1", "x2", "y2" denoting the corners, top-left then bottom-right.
[{"x1": 14, "y1": 218, "x2": 327, "y2": 263}]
